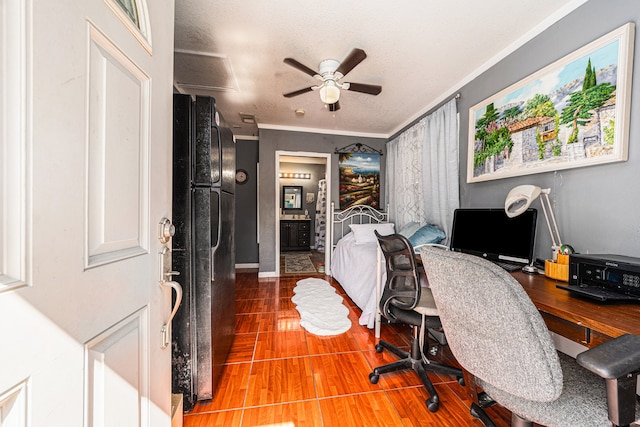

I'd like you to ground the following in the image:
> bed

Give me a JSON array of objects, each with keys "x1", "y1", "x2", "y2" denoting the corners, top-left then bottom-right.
[
  {"x1": 329, "y1": 202, "x2": 390, "y2": 336},
  {"x1": 329, "y1": 202, "x2": 449, "y2": 337}
]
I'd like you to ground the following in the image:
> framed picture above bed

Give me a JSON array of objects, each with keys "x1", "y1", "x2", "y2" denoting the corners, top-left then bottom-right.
[{"x1": 337, "y1": 152, "x2": 381, "y2": 210}]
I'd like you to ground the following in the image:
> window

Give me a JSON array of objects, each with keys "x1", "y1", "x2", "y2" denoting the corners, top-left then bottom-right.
[{"x1": 114, "y1": 0, "x2": 139, "y2": 27}]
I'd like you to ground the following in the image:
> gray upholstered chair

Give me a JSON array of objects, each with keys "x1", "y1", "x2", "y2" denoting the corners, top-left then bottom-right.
[
  {"x1": 369, "y1": 232, "x2": 463, "y2": 412},
  {"x1": 420, "y1": 246, "x2": 640, "y2": 427}
]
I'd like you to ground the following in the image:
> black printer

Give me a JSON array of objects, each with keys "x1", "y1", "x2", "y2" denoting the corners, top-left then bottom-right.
[{"x1": 556, "y1": 254, "x2": 640, "y2": 302}]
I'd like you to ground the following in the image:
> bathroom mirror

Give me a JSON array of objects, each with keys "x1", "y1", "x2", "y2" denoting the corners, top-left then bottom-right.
[{"x1": 282, "y1": 186, "x2": 303, "y2": 210}]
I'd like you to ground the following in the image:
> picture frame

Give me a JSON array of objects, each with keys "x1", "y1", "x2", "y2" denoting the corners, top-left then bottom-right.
[
  {"x1": 338, "y1": 152, "x2": 381, "y2": 210},
  {"x1": 306, "y1": 193, "x2": 315, "y2": 204},
  {"x1": 467, "y1": 23, "x2": 634, "y2": 183}
]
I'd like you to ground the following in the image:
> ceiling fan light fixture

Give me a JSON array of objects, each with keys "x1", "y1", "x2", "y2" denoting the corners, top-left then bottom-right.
[{"x1": 319, "y1": 80, "x2": 340, "y2": 104}]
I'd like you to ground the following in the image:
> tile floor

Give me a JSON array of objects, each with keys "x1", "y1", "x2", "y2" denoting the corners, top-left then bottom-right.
[{"x1": 183, "y1": 271, "x2": 513, "y2": 427}]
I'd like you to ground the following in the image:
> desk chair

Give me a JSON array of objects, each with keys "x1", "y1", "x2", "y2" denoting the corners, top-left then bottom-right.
[
  {"x1": 369, "y1": 232, "x2": 463, "y2": 412},
  {"x1": 420, "y1": 246, "x2": 640, "y2": 427}
]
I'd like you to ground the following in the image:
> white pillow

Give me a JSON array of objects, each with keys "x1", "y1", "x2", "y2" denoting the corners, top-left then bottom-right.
[{"x1": 349, "y1": 223, "x2": 395, "y2": 244}]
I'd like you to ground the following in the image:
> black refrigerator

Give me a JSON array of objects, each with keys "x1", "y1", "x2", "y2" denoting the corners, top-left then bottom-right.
[{"x1": 171, "y1": 94, "x2": 236, "y2": 411}]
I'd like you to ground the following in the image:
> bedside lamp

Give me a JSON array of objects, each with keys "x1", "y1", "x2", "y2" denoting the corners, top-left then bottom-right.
[{"x1": 505, "y1": 184, "x2": 562, "y2": 260}]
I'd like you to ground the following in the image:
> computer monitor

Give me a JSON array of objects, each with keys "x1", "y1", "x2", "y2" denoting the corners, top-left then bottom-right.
[{"x1": 450, "y1": 208, "x2": 538, "y2": 265}]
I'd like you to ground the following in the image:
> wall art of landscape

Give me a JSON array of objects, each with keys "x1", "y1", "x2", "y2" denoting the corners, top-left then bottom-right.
[
  {"x1": 338, "y1": 152, "x2": 380, "y2": 210},
  {"x1": 469, "y1": 32, "x2": 630, "y2": 183}
]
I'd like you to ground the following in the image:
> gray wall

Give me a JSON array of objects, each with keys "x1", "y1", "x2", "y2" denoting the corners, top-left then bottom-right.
[
  {"x1": 235, "y1": 138, "x2": 259, "y2": 264},
  {"x1": 457, "y1": 0, "x2": 640, "y2": 261},
  {"x1": 243, "y1": 0, "x2": 640, "y2": 270},
  {"x1": 258, "y1": 129, "x2": 386, "y2": 273}
]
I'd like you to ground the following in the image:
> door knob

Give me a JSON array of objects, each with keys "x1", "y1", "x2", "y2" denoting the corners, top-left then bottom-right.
[{"x1": 158, "y1": 217, "x2": 175, "y2": 244}]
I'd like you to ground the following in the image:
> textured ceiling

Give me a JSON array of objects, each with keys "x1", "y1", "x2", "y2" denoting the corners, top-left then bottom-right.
[{"x1": 174, "y1": 0, "x2": 586, "y2": 138}]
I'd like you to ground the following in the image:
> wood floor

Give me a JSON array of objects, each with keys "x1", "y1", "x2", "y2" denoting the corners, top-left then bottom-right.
[{"x1": 183, "y1": 270, "x2": 513, "y2": 427}]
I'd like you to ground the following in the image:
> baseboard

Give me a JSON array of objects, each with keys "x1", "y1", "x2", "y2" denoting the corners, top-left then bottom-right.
[{"x1": 236, "y1": 263, "x2": 259, "y2": 269}]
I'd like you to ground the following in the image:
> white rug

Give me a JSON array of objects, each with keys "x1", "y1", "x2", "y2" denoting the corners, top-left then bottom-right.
[{"x1": 292, "y1": 278, "x2": 352, "y2": 336}]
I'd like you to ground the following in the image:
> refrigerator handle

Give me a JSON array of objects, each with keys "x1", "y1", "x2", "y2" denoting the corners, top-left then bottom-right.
[
  {"x1": 212, "y1": 125, "x2": 222, "y2": 185},
  {"x1": 211, "y1": 194, "x2": 223, "y2": 282}
]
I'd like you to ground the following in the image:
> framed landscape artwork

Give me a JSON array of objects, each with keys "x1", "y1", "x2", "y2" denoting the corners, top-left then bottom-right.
[
  {"x1": 467, "y1": 23, "x2": 634, "y2": 183},
  {"x1": 338, "y1": 152, "x2": 380, "y2": 209}
]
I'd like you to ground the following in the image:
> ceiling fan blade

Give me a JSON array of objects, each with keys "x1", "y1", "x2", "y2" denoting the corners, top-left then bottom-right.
[
  {"x1": 328, "y1": 101, "x2": 340, "y2": 112},
  {"x1": 283, "y1": 87, "x2": 314, "y2": 98},
  {"x1": 345, "y1": 82, "x2": 382, "y2": 95},
  {"x1": 283, "y1": 58, "x2": 318, "y2": 77},
  {"x1": 336, "y1": 48, "x2": 367, "y2": 76}
]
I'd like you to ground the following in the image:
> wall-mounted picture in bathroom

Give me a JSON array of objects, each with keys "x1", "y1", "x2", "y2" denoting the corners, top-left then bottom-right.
[{"x1": 338, "y1": 152, "x2": 380, "y2": 210}]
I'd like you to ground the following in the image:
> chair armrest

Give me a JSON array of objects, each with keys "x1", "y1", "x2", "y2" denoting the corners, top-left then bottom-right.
[{"x1": 576, "y1": 334, "x2": 640, "y2": 379}]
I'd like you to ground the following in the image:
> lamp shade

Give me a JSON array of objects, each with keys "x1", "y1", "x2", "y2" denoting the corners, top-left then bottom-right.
[
  {"x1": 504, "y1": 185, "x2": 541, "y2": 218},
  {"x1": 319, "y1": 80, "x2": 340, "y2": 104}
]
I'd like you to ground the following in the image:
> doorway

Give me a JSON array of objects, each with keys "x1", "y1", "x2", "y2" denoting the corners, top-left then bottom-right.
[{"x1": 275, "y1": 151, "x2": 331, "y2": 276}]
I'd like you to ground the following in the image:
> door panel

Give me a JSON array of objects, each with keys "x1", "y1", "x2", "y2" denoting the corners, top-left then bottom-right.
[
  {"x1": 0, "y1": 0, "x2": 175, "y2": 425},
  {"x1": 86, "y1": 22, "x2": 150, "y2": 266},
  {"x1": 85, "y1": 308, "x2": 150, "y2": 427}
]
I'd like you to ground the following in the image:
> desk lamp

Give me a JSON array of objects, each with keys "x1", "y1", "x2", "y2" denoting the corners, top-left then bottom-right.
[{"x1": 504, "y1": 184, "x2": 562, "y2": 268}]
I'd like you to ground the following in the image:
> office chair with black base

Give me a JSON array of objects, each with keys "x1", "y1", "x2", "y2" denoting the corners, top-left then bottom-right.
[
  {"x1": 368, "y1": 231, "x2": 463, "y2": 412},
  {"x1": 420, "y1": 246, "x2": 640, "y2": 427}
]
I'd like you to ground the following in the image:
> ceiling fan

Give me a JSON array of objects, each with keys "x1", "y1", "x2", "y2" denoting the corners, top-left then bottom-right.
[{"x1": 282, "y1": 48, "x2": 382, "y2": 111}]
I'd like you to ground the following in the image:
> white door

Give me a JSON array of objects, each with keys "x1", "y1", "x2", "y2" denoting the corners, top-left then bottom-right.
[{"x1": 0, "y1": 0, "x2": 175, "y2": 426}]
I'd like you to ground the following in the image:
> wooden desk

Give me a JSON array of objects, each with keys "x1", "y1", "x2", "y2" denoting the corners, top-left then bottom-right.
[
  {"x1": 512, "y1": 271, "x2": 640, "y2": 348},
  {"x1": 403, "y1": 253, "x2": 640, "y2": 346}
]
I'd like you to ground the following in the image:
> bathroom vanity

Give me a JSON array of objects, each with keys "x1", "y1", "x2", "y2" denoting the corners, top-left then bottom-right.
[{"x1": 280, "y1": 219, "x2": 311, "y2": 251}]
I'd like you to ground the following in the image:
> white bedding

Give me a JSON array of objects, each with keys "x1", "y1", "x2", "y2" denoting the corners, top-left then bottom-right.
[{"x1": 331, "y1": 232, "x2": 385, "y2": 329}]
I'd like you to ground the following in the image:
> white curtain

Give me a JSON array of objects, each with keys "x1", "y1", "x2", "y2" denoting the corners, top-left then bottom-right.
[{"x1": 386, "y1": 98, "x2": 459, "y2": 243}]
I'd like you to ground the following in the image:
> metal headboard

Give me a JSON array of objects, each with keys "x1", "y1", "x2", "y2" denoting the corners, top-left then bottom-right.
[{"x1": 329, "y1": 202, "x2": 390, "y2": 265}]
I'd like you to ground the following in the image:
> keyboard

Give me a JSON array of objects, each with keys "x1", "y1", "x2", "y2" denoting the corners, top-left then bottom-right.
[
  {"x1": 556, "y1": 284, "x2": 640, "y2": 302},
  {"x1": 493, "y1": 261, "x2": 523, "y2": 272}
]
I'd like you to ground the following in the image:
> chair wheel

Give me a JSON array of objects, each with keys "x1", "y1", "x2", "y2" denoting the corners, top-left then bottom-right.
[
  {"x1": 457, "y1": 376, "x2": 465, "y2": 386},
  {"x1": 369, "y1": 373, "x2": 379, "y2": 384},
  {"x1": 426, "y1": 397, "x2": 439, "y2": 412},
  {"x1": 428, "y1": 344, "x2": 439, "y2": 356},
  {"x1": 375, "y1": 344, "x2": 384, "y2": 353}
]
